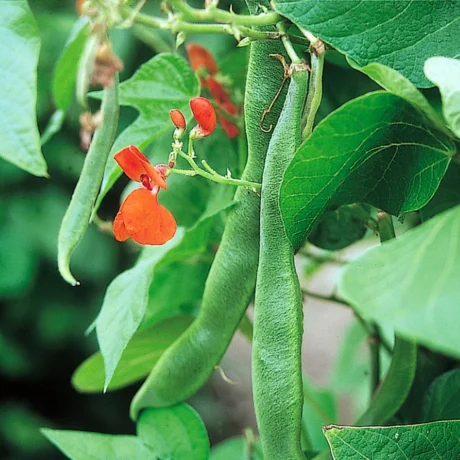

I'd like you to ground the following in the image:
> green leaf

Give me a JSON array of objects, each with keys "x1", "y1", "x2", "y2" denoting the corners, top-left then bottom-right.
[
  {"x1": 211, "y1": 437, "x2": 246, "y2": 460},
  {"x1": 348, "y1": 60, "x2": 449, "y2": 136},
  {"x1": 273, "y1": 0, "x2": 460, "y2": 88},
  {"x1": 0, "y1": 0, "x2": 47, "y2": 176},
  {"x1": 399, "y1": 348, "x2": 451, "y2": 424},
  {"x1": 41, "y1": 429, "x2": 157, "y2": 460},
  {"x1": 422, "y1": 369, "x2": 460, "y2": 422},
  {"x1": 144, "y1": 259, "x2": 212, "y2": 326},
  {"x1": 302, "y1": 378, "x2": 337, "y2": 451},
  {"x1": 308, "y1": 204, "x2": 371, "y2": 251},
  {"x1": 94, "y1": 53, "x2": 200, "y2": 211},
  {"x1": 96, "y1": 231, "x2": 184, "y2": 391},
  {"x1": 425, "y1": 57, "x2": 460, "y2": 138},
  {"x1": 72, "y1": 316, "x2": 193, "y2": 393},
  {"x1": 324, "y1": 421, "x2": 460, "y2": 459},
  {"x1": 52, "y1": 16, "x2": 90, "y2": 111},
  {"x1": 143, "y1": 192, "x2": 233, "y2": 325},
  {"x1": 421, "y1": 162, "x2": 460, "y2": 221},
  {"x1": 210, "y1": 437, "x2": 263, "y2": 460},
  {"x1": 338, "y1": 205, "x2": 460, "y2": 359},
  {"x1": 280, "y1": 92, "x2": 454, "y2": 250},
  {"x1": 137, "y1": 405, "x2": 210, "y2": 460},
  {"x1": 40, "y1": 110, "x2": 65, "y2": 146}
]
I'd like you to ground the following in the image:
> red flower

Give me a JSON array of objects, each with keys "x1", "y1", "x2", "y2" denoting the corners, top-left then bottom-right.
[
  {"x1": 190, "y1": 97, "x2": 217, "y2": 137},
  {"x1": 186, "y1": 43, "x2": 239, "y2": 138},
  {"x1": 113, "y1": 146, "x2": 176, "y2": 245},
  {"x1": 206, "y1": 77, "x2": 239, "y2": 139}
]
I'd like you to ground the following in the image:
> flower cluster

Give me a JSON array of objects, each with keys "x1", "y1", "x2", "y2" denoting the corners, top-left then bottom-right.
[
  {"x1": 186, "y1": 43, "x2": 239, "y2": 138},
  {"x1": 113, "y1": 97, "x2": 217, "y2": 246}
]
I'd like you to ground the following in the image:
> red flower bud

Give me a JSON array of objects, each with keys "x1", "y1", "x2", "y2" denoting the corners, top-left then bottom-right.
[
  {"x1": 169, "y1": 109, "x2": 186, "y2": 130},
  {"x1": 190, "y1": 97, "x2": 216, "y2": 137}
]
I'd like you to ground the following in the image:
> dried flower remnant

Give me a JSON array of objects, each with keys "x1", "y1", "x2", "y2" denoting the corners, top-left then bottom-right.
[
  {"x1": 79, "y1": 110, "x2": 103, "y2": 151},
  {"x1": 90, "y1": 42, "x2": 124, "y2": 88}
]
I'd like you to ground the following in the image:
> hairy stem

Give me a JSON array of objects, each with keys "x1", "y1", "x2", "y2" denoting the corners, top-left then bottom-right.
[{"x1": 167, "y1": 0, "x2": 281, "y2": 26}]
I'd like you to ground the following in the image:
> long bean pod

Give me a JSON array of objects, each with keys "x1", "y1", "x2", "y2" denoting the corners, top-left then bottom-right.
[
  {"x1": 130, "y1": 3, "x2": 287, "y2": 416},
  {"x1": 58, "y1": 78, "x2": 119, "y2": 285},
  {"x1": 253, "y1": 63, "x2": 309, "y2": 460}
]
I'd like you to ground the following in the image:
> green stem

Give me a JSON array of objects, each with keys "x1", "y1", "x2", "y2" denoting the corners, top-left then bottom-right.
[
  {"x1": 133, "y1": 25, "x2": 173, "y2": 53},
  {"x1": 299, "y1": 247, "x2": 348, "y2": 265},
  {"x1": 378, "y1": 211, "x2": 396, "y2": 242},
  {"x1": 369, "y1": 326, "x2": 381, "y2": 394},
  {"x1": 171, "y1": 148, "x2": 261, "y2": 190},
  {"x1": 167, "y1": 0, "x2": 281, "y2": 26},
  {"x1": 301, "y1": 289, "x2": 350, "y2": 307},
  {"x1": 278, "y1": 22, "x2": 302, "y2": 64},
  {"x1": 301, "y1": 50, "x2": 324, "y2": 140},
  {"x1": 123, "y1": 7, "x2": 278, "y2": 41}
]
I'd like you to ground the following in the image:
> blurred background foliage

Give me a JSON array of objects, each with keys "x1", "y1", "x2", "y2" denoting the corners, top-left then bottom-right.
[{"x1": 1, "y1": 1, "x2": 447, "y2": 459}]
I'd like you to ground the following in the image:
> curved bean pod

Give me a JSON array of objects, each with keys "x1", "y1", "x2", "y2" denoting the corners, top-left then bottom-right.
[{"x1": 58, "y1": 78, "x2": 119, "y2": 285}]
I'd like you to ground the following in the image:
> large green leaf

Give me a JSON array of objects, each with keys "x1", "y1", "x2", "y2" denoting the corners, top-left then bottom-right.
[
  {"x1": 41, "y1": 429, "x2": 157, "y2": 460},
  {"x1": 72, "y1": 316, "x2": 193, "y2": 393},
  {"x1": 425, "y1": 57, "x2": 460, "y2": 138},
  {"x1": 348, "y1": 61, "x2": 449, "y2": 136},
  {"x1": 96, "y1": 232, "x2": 184, "y2": 391},
  {"x1": 280, "y1": 92, "x2": 454, "y2": 250},
  {"x1": 339, "y1": 205, "x2": 460, "y2": 359},
  {"x1": 273, "y1": 0, "x2": 460, "y2": 88},
  {"x1": 137, "y1": 405, "x2": 209, "y2": 460},
  {"x1": 422, "y1": 369, "x2": 460, "y2": 422},
  {"x1": 421, "y1": 162, "x2": 460, "y2": 221},
  {"x1": 324, "y1": 421, "x2": 460, "y2": 459},
  {"x1": 0, "y1": 1, "x2": 47, "y2": 176},
  {"x1": 94, "y1": 53, "x2": 200, "y2": 210}
]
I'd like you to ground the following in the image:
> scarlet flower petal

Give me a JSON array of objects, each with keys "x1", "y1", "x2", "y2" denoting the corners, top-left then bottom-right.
[
  {"x1": 119, "y1": 188, "x2": 176, "y2": 245},
  {"x1": 113, "y1": 211, "x2": 130, "y2": 241},
  {"x1": 220, "y1": 100, "x2": 238, "y2": 116},
  {"x1": 219, "y1": 112, "x2": 239, "y2": 138},
  {"x1": 114, "y1": 145, "x2": 167, "y2": 190},
  {"x1": 206, "y1": 76, "x2": 232, "y2": 105},
  {"x1": 186, "y1": 43, "x2": 219, "y2": 75},
  {"x1": 190, "y1": 97, "x2": 217, "y2": 136}
]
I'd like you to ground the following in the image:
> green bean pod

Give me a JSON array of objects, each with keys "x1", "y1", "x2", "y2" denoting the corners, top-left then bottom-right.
[
  {"x1": 130, "y1": 17, "x2": 287, "y2": 416},
  {"x1": 253, "y1": 65, "x2": 309, "y2": 460},
  {"x1": 58, "y1": 78, "x2": 119, "y2": 285}
]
